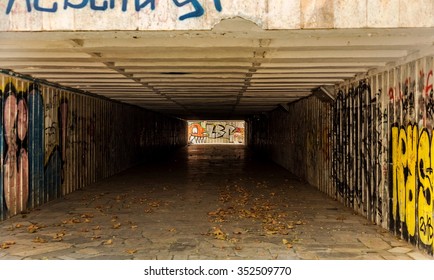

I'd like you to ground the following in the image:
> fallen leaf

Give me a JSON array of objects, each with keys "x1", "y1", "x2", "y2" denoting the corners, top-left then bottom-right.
[
  {"x1": 81, "y1": 214, "x2": 94, "y2": 219},
  {"x1": 91, "y1": 235, "x2": 101, "y2": 240},
  {"x1": 148, "y1": 201, "x2": 161, "y2": 208},
  {"x1": 212, "y1": 227, "x2": 227, "y2": 240},
  {"x1": 33, "y1": 237, "x2": 47, "y2": 243},
  {"x1": 234, "y1": 246, "x2": 242, "y2": 251},
  {"x1": 84, "y1": 218, "x2": 92, "y2": 223},
  {"x1": 53, "y1": 231, "x2": 65, "y2": 242},
  {"x1": 168, "y1": 228, "x2": 177, "y2": 233},
  {"x1": 295, "y1": 221, "x2": 303, "y2": 225},
  {"x1": 27, "y1": 224, "x2": 40, "y2": 233},
  {"x1": 112, "y1": 223, "x2": 121, "y2": 229},
  {"x1": 92, "y1": 226, "x2": 101, "y2": 230},
  {"x1": 1, "y1": 241, "x2": 16, "y2": 249},
  {"x1": 103, "y1": 239, "x2": 113, "y2": 245},
  {"x1": 72, "y1": 218, "x2": 81, "y2": 223},
  {"x1": 15, "y1": 224, "x2": 22, "y2": 228},
  {"x1": 125, "y1": 249, "x2": 137, "y2": 254},
  {"x1": 130, "y1": 225, "x2": 138, "y2": 230}
]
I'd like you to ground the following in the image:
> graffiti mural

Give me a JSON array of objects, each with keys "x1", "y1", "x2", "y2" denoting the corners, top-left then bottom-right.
[
  {"x1": 2, "y1": 82, "x2": 29, "y2": 216},
  {"x1": 0, "y1": 70, "x2": 187, "y2": 220},
  {"x1": 188, "y1": 121, "x2": 245, "y2": 144},
  {"x1": 5, "y1": 0, "x2": 223, "y2": 20}
]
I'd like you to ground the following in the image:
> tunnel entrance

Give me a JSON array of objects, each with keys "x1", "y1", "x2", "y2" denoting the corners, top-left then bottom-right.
[{"x1": 187, "y1": 120, "x2": 245, "y2": 144}]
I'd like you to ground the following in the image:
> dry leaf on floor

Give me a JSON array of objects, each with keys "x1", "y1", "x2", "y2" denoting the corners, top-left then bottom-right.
[
  {"x1": 33, "y1": 237, "x2": 47, "y2": 243},
  {"x1": 130, "y1": 225, "x2": 138, "y2": 230},
  {"x1": 148, "y1": 201, "x2": 161, "y2": 208},
  {"x1": 212, "y1": 227, "x2": 227, "y2": 240},
  {"x1": 295, "y1": 221, "x2": 303, "y2": 225},
  {"x1": 15, "y1": 224, "x2": 22, "y2": 228},
  {"x1": 91, "y1": 235, "x2": 101, "y2": 240},
  {"x1": 282, "y1": 239, "x2": 293, "y2": 249},
  {"x1": 92, "y1": 226, "x2": 101, "y2": 230},
  {"x1": 168, "y1": 228, "x2": 177, "y2": 233},
  {"x1": 103, "y1": 239, "x2": 113, "y2": 245},
  {"x1": 72, "y1": 218, "x2": 81, "y2": 223},
  {"x1": 1, "y1": 241, "x2": 16, "y2": 249},
  {"x1": 125, "y1": 249, "x2": 137, "y2": 254},
  {"x1": 112, "y1": 223, "x2": 121, "y2": 229},
  {"x1": 27, "y1": 224, "x2": 40, "y2": 233},
  {"x1": 81, "y1": 214, "x2": 94, "y2": 219}
]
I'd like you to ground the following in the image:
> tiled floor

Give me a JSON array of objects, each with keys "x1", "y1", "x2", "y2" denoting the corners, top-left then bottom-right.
[{"x1": 0, "y1": 145, "x2": 432, "y2": 260}]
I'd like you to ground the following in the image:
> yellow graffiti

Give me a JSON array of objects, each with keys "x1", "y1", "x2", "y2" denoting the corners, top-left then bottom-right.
[
  {"x1": 417, "y1": 129, "x2": 432, "y2": 244},
  {"x1": 392, "y1": 125, "x2": 433, "y2": 245},
  {"x1": 406, "y1": 125, "x2": 417, "y2": 237}
]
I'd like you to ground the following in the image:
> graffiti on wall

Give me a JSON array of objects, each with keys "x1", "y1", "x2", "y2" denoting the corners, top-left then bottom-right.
[
  {"x1": 389, "y1": 58, "x2": 434, "y2": 252},
  {"x1": 44, "y1": 90, "x2": 68, "y2": 200},
  {"x1": 5, "y1": 0, "x2": 223, "y2": 20},
  {"x1": 391, "y1": 125, "x2": 433, "y2": 246},
  {"x1": 0, "y1": 71, "x2": 187, "y2": 221},
  {"x1": 188, "y1": 121, "x2": 245, "y2": 144},
  {"x1": 1, "y1": 82, "x2": 29, "y2": 216},
  {"x1": 332, "y1": 81, "x2": 384, "y2": 224}
]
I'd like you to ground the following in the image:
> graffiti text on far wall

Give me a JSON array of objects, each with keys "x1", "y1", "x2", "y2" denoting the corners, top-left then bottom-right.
[{"x1": 5, "y1": 0, "x2": 223, "y2": 20}]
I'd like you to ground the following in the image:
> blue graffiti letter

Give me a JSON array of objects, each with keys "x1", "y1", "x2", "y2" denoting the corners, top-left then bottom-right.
[
  {"x1": 64, "y1": 0, "x2": 88, "y2": 9},
  {"x1": 121, "y1": 0, "x2": 128, "y2": 11},
  {"x1": 6, "y1": 0, "x2": 32, "y2": 14},
  {"x1": 172, "y1": 0, "x2": 204, "y2": 20},
  {"x1": 90, "y1": 0, "x2": 108, "y2": 11},
  {"x1": 34, "y1": 0, "x2": 58, "y2": 12},
  {"x1": 135, "y1": 0, "x2": 155, "y2": 11},
  {"x1": 214, "y1": 0, "x2": 222, "y2": 12}
]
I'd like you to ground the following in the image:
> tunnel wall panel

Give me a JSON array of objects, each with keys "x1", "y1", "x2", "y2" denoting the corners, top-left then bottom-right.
[
  {"x1": 0, "y1": 71, "x2": 187, "y2": 220},
  {"x1": 248, "y1": 55, "x2": 434, "y2": 256}
]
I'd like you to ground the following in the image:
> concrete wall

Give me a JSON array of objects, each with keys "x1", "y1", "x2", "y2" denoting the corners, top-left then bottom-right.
[
  {"x1": 1, "y1": 0, "x2": 433, "y2": 31},
  {"x1": 0, "y1": 70, "x2": 186, "y2": 220},
  {"x1": 248, "y1": 55, "x2": 434, "y2": 256},
  {"x1": 188, "y1": 120, "x2": 244, "y2": 144}
]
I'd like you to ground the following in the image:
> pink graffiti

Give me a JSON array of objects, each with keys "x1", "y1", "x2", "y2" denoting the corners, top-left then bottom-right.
[
  {"x1": 388, "y1": 87, "x2": 395, "y2": 101},
  {"x1": 3, "y1": 93, "x2": 29, "y2": 216}
]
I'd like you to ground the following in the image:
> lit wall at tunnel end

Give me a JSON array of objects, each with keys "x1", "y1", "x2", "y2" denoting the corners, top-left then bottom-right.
[
  {"x1": 0, "y1": 70, "x2": 187, "y2": 221},
  {"x1": 247, "y1": 55, "x2": 434, "y2": 256},
  {"x1": 187, "y1": 120, "x2": 245, "y2": 145}
]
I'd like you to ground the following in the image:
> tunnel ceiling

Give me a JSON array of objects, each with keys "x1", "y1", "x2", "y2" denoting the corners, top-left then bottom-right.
[{"x1": 1, "y1": 18, "x2": 434, "y2": 119}]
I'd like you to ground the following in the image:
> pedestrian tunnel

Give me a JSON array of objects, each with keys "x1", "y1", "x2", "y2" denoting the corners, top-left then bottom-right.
[{"x1": 0, "y1": 0, "x2": 434, "y2": 259}]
